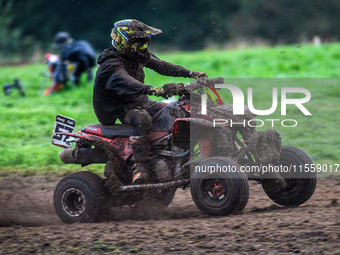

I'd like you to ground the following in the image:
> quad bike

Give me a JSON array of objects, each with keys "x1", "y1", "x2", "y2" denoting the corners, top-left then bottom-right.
[{"x1": 51, "y1": 78, "x2": 316, "y2": 223}]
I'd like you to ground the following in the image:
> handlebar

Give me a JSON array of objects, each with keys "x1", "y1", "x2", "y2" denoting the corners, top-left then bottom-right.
[
  {"x1": 181, "y1": 77, "x2": 224, "y2": 99},
  {"x1": 185, "y1": 77, "x2": 224, "y2": 91}
]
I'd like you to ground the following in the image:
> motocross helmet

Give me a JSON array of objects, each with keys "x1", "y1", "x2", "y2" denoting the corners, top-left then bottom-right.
[
  {"x1": 111, "y1": 19, "x2": 162, "y2": 59},
  {"x1": 53, "y1": 32, "x2": 73, "y2": 48}
]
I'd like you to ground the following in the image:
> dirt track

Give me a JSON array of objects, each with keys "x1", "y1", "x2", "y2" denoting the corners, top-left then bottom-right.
[{"x1": 0, "y1": 175, "x2": 339, "y2": 254}]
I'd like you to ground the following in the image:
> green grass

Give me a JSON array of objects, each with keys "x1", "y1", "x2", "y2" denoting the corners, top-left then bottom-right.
[{"x1": 0, "y1": 43, "x2": 339, "y2": 176}]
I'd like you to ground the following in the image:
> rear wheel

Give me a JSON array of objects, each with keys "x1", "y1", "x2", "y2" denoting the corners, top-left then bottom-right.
[
  {"x1": 190, "y1": 157, "x2": 249, "y2": 216},
  {"x1": 54, "y1": 171, "x2": 110, "y2": 223},
  {"x1": 262, "y1": 146, "x2": 317, "y2": 207}
]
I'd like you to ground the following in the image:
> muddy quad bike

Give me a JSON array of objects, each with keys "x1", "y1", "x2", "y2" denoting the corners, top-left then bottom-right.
[{"x1": 52, "y1": 78, "x2": 316, "y2": 223}]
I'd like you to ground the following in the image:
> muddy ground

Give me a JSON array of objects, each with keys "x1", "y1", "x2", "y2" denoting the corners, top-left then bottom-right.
[{"x1": 0, "y1": 175, "x2": 339, "y2": 254}]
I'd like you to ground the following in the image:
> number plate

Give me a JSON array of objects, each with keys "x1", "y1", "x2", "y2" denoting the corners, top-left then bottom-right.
[{"x1": 51, "y1": 114, "x2": 75, "y2": 148}]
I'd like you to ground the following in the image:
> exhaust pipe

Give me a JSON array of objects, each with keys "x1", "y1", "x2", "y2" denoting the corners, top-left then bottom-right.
[
  {"x1": 119, "y1": 179, "x2": 190, "y2": 192},
  {"x1": 59, "y1": 148, "x2": 108, "y2": 165}
]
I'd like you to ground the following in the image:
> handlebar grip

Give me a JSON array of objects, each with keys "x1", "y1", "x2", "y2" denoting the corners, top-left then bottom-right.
[{"x1": 186, "y1": 77, "x2": 224, "y2": 90}]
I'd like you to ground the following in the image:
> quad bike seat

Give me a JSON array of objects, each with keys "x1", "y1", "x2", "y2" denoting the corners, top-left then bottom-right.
[{"x1": 81, "y1": 123, "x2": 136, "y2": 138}]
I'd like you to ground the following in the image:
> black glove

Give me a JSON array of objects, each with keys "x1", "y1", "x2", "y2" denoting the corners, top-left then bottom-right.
[
  {"x1": 189, "y1": 71, "x2": 207, "y2": 79},
  {"x1": 163, "y1": 83, "x2": 186, "y2": 97}
]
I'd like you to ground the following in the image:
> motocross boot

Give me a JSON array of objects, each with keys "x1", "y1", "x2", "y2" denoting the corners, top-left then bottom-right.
[
  {"x1": 131, "y1": 135, "x2": 152, "y2": 184},
  {"x1": 123, "y1": 109, "x2": 153, "y2": 184},
  {"x1": 132, "y1": 162, "x2": 150, "y2": 184}
]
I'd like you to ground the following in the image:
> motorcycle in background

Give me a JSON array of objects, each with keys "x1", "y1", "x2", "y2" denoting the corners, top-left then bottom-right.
[{"x1": 40, "y1": 53, "x2": 77, "y2": 96}]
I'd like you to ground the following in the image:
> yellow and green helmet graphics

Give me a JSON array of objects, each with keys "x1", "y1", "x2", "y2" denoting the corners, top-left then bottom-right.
[{"x1": 111, "y1": 19, "x2": 162, "y2": 56}]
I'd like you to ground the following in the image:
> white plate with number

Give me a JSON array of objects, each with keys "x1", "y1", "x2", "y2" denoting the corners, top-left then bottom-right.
[{"x1": 51, "y1": 114, "x2": 75, "y2": 148}]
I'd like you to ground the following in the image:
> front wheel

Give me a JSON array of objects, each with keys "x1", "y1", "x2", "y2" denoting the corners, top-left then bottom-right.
[
  {"x1": 190, "y1": 157, "x2": 249, "y2": 216},
  {"x1": 54, "y1": 171, "x2": 110, "y2": 223},
  {"x1": 262, "y1": 146, "x2": 317, "y2": 207}
]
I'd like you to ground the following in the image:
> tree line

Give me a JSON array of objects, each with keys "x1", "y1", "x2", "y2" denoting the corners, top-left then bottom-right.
[{"x1": 1, "y1": 0, "x2": 340, "y2": 58}]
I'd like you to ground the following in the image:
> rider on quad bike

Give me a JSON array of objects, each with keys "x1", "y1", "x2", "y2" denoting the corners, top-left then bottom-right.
[{"x1": 93, "y1": 19, "x2": 206, "y2": 184}]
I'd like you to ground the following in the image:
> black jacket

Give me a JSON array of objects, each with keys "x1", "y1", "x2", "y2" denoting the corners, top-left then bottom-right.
[
  {"x1": 93, "y1": 48, "x2": 191, "y2": 125},
  {"x1": 61, "y1": 40, "x2": 96, "y2": 69}
]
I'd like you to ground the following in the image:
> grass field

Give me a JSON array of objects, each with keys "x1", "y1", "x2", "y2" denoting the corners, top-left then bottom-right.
[{"x1": 0, "y1": 43, "x2": 339, "y2": 175}]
